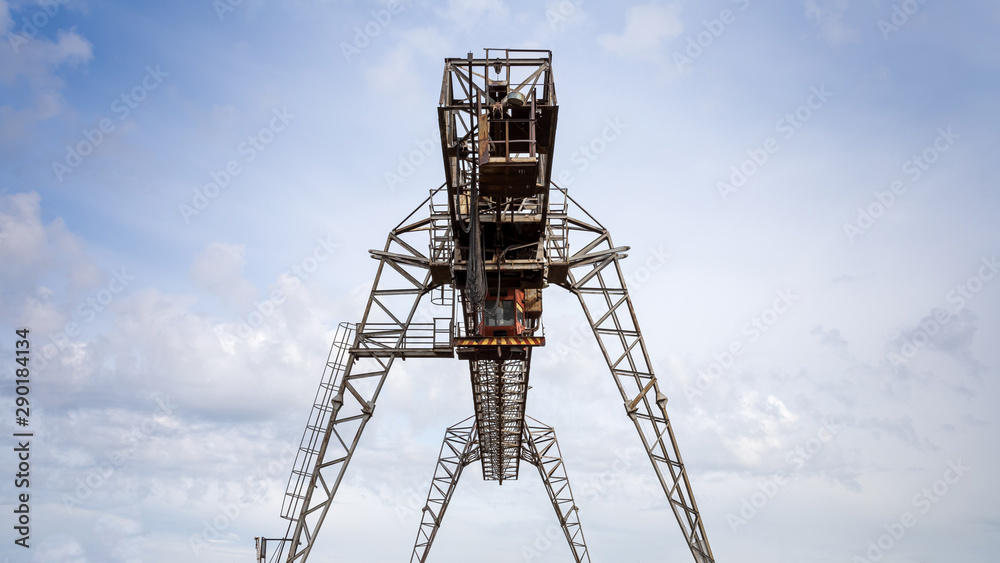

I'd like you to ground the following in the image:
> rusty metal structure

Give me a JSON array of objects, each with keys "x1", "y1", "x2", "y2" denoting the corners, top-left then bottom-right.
[{"x1": 257, "y1": 49, "x2": 715, "y2": 563}]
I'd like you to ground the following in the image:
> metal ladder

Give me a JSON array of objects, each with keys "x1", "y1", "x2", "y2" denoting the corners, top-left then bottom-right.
[{"x1": 280, "y1": 322, "x2": 356, "y2": 521}]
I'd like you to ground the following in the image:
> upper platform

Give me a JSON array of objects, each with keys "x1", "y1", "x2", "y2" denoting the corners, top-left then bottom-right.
[
  {"x1": 436, "y1": 49, "x2": 559, "y2": 292},
  {"x1": 438, "y1": 49, "x2": 558, "y2": 202}
]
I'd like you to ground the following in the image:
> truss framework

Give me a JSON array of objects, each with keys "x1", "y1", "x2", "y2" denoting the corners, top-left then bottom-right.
[
  {"x1": 551, "y1": 188, "x2": 714, "y2": 563},
  {"x1": 269, "y1": 185, "x2": 714, "y2": 563},
  {"x1": 410, "y1": 418, "x2": 478, "y2": 563},
  {"x1": 469, "y1": 356, "x2": 530, "y2": 482},
  {"x1": 273, "y1": 189, "x2": 454, "y2": 563},
  {"x1": 410, "y1": 417, "x2": 590, "y2": 563},
  {"x1": 522, "y1": 417, "x2": 590, "y2": 562}
]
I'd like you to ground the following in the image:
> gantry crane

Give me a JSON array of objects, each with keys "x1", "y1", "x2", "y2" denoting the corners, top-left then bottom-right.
[{"x1": 256, "y1": 49, "x2": 715, "y2": 563}]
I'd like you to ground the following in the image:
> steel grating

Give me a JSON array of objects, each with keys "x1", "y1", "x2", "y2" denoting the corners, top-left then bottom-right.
[{"x1": 469, "y1": 355, "x2": 530, "y2": 482}]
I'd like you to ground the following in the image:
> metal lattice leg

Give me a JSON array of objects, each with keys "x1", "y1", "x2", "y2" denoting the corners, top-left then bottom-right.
[
  {"x1": 522, "y1": 417, "x2": 591, "y2": 563},
  {"x1": 550, "y1": 189, "x2": 715, "y2": 563},
  {"x1": 277, "y1": 189, "x2": 455, "y2": 563},
  {"x1": 410, "y1": 417, "x2": 480, "y2": 562}
]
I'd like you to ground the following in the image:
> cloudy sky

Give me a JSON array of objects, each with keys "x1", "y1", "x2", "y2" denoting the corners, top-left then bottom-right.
[{"x1": 1, "y1": 0, "x2": 999, "y2": 561}]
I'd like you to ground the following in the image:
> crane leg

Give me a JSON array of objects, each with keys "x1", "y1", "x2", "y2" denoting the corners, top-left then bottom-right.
[
  {"x1": 522, "y1": 417, "x2": 591, "y2": 563},
  {"x1": 551, "y1": 193, "x2": 715, "y2": 563},
  {"x1": 277, "y1": 188, "x2": 453, "y2": 563},
  {"x1": 409, "y1": 416, "x2": 590, "y2": 563},
  {"x1": 410, "y1": 417, "x2": 480, "y2": 563}
]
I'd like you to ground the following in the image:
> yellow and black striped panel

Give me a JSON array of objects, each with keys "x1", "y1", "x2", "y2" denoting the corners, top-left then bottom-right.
[{"x1": 454, "y1": 337, "x2": 546, "y2": 347}]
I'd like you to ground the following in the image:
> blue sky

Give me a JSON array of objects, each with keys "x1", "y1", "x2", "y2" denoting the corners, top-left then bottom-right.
[{"x1": 1, "y1": 0, "x2": 999, "y2": 561}]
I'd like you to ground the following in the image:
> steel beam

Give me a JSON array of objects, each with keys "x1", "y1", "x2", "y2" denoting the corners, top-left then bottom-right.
[
  {"x1": 410, "y1": 418, "x2": 480, "y2": 563},
  {"x1": 275, "y1": 192, "x2": 453, "y2": 563},
  {"x1": 410, "y1": 417, "x2": 591, "y2": 563},
  {"x1": 551, "y1": 188, "x2": 715, "y2": 563},
  {"x1": 522, "y1": 418, "x2": 591, "y2": 563}
]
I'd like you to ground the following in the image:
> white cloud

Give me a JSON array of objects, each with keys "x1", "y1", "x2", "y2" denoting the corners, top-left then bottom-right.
[
  {"x1": 598, "y1": 2, "x2": 684, "y2": 60},
  {"x1": 0, "y1": 192, "x2": 100, "y2": 305},
  {"x1": 0, "y1": 196, "x2": 351, "y2": 559},
  {"x1": 0, "y1": 192, "x2": 50, "y2": 280},
  {"x1": 539, "y1": 0, "x2": 587, "y2": 35},
  {"x1": 31, "y1": 535, "x2": 88, "y2": 563},
  {"x1": 804, "y1": 0, "x2": 859, "y2": 45},
  {"x1": 714, "y1": 391, "x2": 801, "y2": 465},
  {"x1": 189, "y1": 241, "x2": 257, "y2": 308},
  {"x1": 0, "y1": 24, "x2": 92, "y2": 85},
  {"x1": 0, "y1": 0, "x2": 93, "y2": 145},
  {"x1": 439, "y1": 0, "x2": 509, "y2": 31},
  {"x1": 0, "y1": 0, "x2": 12, "y2": 33},
  {"x1": 365, "y1": 27, "x2": 450, "y2": 99}
]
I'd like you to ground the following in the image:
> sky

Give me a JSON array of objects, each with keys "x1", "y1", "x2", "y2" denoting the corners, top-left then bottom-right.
[{"x1": 0, "y1": 0, "x2": 999, "y2": 561}]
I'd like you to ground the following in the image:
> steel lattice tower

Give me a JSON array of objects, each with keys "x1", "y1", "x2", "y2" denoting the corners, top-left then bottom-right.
[{"x1": 256, "y1": 49, "x2": 715, "y2": 563}]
